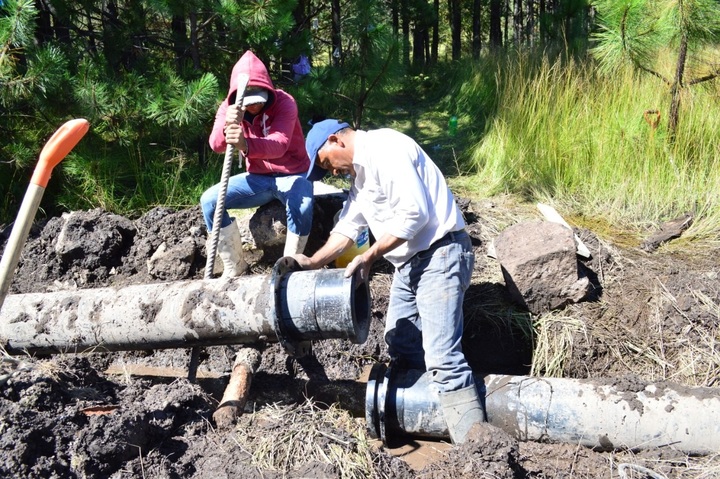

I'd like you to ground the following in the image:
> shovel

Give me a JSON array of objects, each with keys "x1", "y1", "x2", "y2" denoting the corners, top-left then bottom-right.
[{"x1": 0, "y1": 119, "x2": 90, "y2": 311}]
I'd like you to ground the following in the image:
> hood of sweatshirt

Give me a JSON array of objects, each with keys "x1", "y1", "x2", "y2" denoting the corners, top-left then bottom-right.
[{"x1": 226, "y1": 50, "x2": 276, "y2": 108}]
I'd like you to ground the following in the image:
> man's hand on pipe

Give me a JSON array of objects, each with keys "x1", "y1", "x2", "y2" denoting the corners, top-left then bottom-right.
[
  {"x1": 344, "y1": 254, "x2": 372, "y2": 283},
  {"x1": 292, "y1": 233, "x2": 355, "y2": 271},
  {"x1": 292, "y1": 254, "x2": 314, "y2": 270}
]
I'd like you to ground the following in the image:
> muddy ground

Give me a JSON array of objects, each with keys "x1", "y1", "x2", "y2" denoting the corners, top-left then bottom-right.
[{"x1": 0, "y1": 195, "x2": 719, "y2": 478}]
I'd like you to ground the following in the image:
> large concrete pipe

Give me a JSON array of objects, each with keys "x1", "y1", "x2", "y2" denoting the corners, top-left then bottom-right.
[
  {"x1": 365, "y1": 363, "x2": 720, "y2": 454},
  {"x1": 0, "y1": 258, "x2": 370, "y2": 357}
]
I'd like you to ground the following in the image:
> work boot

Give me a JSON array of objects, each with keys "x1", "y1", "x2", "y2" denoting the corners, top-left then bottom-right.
[
  {"x1": 215, "y1": 220, "x2": 249, "y2": 277},
  {"x1": 439, "y1": 384, "x2": 487, "y2": 444},
  {"x1": 283, "y1": 232, "x2": 309, "y2": 257}
]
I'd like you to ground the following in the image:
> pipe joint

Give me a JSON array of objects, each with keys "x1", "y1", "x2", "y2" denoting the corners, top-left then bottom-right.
[{"x1": 271, "y1": 257, "x2": 371, "y2": 358}]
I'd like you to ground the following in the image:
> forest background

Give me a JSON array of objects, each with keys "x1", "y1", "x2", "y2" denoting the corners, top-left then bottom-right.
[{"x1": 1, "y1": 0, "x2": 719, "y2": 247}]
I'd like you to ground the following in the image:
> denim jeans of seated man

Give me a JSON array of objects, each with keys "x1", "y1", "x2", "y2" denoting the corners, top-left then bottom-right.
[
  {"x1": 384, "y1": 231, "x2": 480, "y2": 396},
  {"x1": 200, "y1": 172, "x2": 313, "y2": 235}
]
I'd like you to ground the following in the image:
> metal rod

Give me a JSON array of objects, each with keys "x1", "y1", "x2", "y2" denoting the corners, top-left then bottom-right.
[{"x1": 204, "y1": 73, "x2": 249, "y2": 280}]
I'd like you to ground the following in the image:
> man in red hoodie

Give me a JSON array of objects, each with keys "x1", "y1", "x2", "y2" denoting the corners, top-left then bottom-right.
[{"x1": 201, "y1": 50, "x2": 313, "y2": 276}]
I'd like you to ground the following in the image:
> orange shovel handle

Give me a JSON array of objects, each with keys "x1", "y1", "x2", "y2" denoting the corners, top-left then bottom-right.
[{"x1": 31, "y1": 119, "x2": 90, "y2": 187}]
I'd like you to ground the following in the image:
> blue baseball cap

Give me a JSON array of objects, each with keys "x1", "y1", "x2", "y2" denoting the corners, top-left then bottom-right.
[{"x1": 305, "y1": 119, "x2": 350, "y2": 181}]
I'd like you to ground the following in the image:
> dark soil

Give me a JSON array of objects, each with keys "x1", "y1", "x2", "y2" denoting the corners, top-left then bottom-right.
[{"x1": 0, "y1": 197, "x2": 718, "y2": 478}]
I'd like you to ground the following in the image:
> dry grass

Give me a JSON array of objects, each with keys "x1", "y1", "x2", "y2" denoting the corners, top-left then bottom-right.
[
  {"x1": 0, "y1": 345, "x2": 70, "y2": 385},
  {"x1": 231, "y1": 400, "x2": 389, "y2": 479},
  {"x1": 623, "y1": 451, "x2": 720, "y2": 479},
  {"x1": 465, "y1": 193, "x2": 540, "y2": 237},
  {"x1": 660, "y1": 289, "x2": 720, "y2": 387},
  {"x1": 32, "y1": 358, "x2": 64, "y2": 381},
  {"x1": 599, "y1": 277, "x2": 720, "y2": 386},
  {"x1": 530, "y1": 277, "x2": 720, "y2": 387},
  {"x1": 530, "y1": 313, "x2": 589, "y2": 377}
]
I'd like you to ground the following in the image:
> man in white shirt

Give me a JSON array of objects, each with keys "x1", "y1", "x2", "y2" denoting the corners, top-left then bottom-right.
[{"x1": 294, "y1": 119, "x2": 486, "y2": 444}]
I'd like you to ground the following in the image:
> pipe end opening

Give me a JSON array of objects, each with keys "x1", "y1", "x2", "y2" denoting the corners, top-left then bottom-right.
[{"x1": 350, "y1": 278, "x2": 371, "y2": 344}]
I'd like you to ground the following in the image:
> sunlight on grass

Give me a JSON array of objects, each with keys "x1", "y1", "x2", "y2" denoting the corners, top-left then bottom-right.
[
  {"x1": 59, "y1": 144, "x2": 215, "y2": 215},
  {"x1": 461, "y1": 52, "x2": 720, "y2": 244}
]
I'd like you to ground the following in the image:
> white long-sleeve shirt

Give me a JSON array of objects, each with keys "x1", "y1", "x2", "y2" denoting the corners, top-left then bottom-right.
[{"x1": 332, "y1": 129, "x2": 465, "y2": 267}]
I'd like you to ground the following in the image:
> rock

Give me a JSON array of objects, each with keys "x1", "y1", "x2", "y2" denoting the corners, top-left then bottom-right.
[
  {"x1": 54, "y1": 209, "x2": 136, "y2": 269},
  {"x1": 146, "y1": 237, "x2": 197, "y2": 281},
  {"x1": 640, "y1": 213, "x2": 693, "y2": 252},
  {"x1": 236, "y1": 192, "x2": 347, "y2": 262},
  {"x1": 494, "y1": 220, "x2": 591, "y2": 314}
]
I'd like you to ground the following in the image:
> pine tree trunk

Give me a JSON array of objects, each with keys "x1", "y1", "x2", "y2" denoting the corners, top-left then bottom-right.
[
  {"x1": 504, "y1": 0, "x2": 510, "y2": 45},
  {"x1": 668, "y1": 32, "x2": 687, "y2": 141},
  {"x1": 451, "y1": 0, "x2": 462, "y2": 60},
  {"x1": 391, "y1": 0, "x2": 399, "y2": 37},
  {"x1": 490, "y1": 0, "x2": 503, "y2": 48},
  {"x1": 171, "y1": 13, "x2": 187, "y2": 73},
  {"x1": 424, "y1": 28, "x2": 431, "y2": 69},
  {"x1": 412, "y1": 25, "x2": 426, "y2": 72},
  {"x1": 431, "y1": 0, "x2": 439, "y2": 64},
  {"x1": 331, "y1": 0, "x2": 342, "y2": 66},
  {"x1": 102, "y1": 0, "x2": 122, "y2": 71},
  {"x1": 472, "y1": 0, "x2": 482, "y2": 59},
  {"x1": 527, "y1": 0, "x2": 535, "y2": 46},
  {"x1": 401, "y1": 0, "x2": 410, "y2": 67},
  {"x1": 514, "y1": 0, "x2": 523, "y2": 45},
  {"x1": 189, "y1": 12, "x2": 200, "y2": 71}
]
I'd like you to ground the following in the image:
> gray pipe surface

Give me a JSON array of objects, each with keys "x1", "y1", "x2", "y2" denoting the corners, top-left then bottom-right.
[
  {"x1": 366, "y1": 364, "x2": 720, "y2": 454},
  {"x1": 0, "y1": 261, "x2": 370, "y2": 356}
]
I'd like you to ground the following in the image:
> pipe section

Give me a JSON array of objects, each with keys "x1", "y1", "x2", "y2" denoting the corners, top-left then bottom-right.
[
  {"x1": 366, "y1": 363, "x2": 449, "y2": 442},
  {"x1": 0, "y1": 258, "x2": 370, "y2": 357},
  {"x1": 366, "y1": 363, "x2": 720, "y2": 454}
]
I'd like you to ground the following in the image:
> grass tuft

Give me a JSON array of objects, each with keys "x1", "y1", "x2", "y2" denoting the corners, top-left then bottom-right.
[{"x1": 232, "y1": 400, "x2": 383, "y2": 479}]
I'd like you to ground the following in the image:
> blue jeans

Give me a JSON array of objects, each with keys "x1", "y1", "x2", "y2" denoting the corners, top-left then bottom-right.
[
  {"x1": 385, "y1": 230, "x2": 476, "y2": 395},
  {"x1": 200, "y1": 172, "x2": 314, "y2": 235}
]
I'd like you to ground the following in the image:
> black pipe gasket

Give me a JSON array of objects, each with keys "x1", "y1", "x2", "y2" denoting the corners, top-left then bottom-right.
[{"x1": 270, "y1": 256, "x2": 312, "y2": 358}]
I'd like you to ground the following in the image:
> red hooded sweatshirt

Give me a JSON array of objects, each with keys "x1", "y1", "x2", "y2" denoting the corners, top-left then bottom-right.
[{"x1": 209, "y1": 51, "x2": 310, "y2": 176}]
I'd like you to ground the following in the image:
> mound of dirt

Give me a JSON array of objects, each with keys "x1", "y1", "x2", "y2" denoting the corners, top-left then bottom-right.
[{"x1": 0, "y1": 197, "x2": 718, "y2": 478}]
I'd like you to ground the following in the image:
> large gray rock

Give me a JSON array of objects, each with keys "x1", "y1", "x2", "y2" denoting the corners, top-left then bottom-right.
[
  {"x1": 236, "y1": 192, "x2": 347, "y2": 262},
  {"x1": 494, "y1": 220, "x2": 591, "y2": 314}
]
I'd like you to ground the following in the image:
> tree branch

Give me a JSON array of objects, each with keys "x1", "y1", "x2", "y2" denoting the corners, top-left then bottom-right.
[
  {"x1": 633, "y1": 59, "x2": 671, "y2": 86},
  {"x1": 687, "y1": 70, "x2": 720, "y2": 86}
]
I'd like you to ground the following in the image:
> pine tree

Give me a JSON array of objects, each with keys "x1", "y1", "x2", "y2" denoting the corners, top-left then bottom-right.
[
  {"x1": 591, "y1": 0, "x2": 720, "y2": 140},
  {"x1": 0, "y1": 0, "x2": 299, "y2": 221}
]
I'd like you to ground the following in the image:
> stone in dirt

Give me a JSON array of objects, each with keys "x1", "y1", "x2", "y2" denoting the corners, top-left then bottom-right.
[{"x1": 493, "y1": 219, "x2": 593, "y2": 314}]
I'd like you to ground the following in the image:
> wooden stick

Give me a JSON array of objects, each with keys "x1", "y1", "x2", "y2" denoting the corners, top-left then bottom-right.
[{"x1": 213, "y1": 347, "x2": 262, "y2": 430}]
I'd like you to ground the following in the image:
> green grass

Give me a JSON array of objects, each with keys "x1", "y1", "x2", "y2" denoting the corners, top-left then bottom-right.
[
  {"x1": 54, "y1": 143, "x2": 217, "y2": 217},
  {"x1": 452, "y1": 52, "x2": 720, "y2": 245}
]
